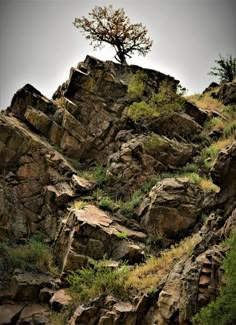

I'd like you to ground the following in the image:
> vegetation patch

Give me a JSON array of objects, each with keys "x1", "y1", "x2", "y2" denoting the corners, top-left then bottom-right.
[
  {"x1": 128, "y1": 71, "x2": 146, "y2": 100},
  {"x1": 1, "y1": 236, "x2": 58, "y2": 274},
  {"x1": 186, "y1": 92, "x2": 224, "y2": 112},
  {"x1": 67, "y1": 259, "x2": 129, "y2": 302},
  {"x1": 179, "y1": 172, "x2": 220, "y2": 192},
  {"x1": 128, "y1": 101, "x2": 159, "y2": 122},
  {"x1": 79, "y1": 164, "x2": 107, "y2": 185},
  {"x1": 200, "y1": 136, "x2": 235, "y2": 169},
  {"x1": 128, "y1": 80, "x2": 184, "y2": 122},
  {"x1": 116, "y1": 231, "x2": 129, "y2": 239},
  {"x1": 125, "y1": 234, "x2": 201, "y2": 293}
]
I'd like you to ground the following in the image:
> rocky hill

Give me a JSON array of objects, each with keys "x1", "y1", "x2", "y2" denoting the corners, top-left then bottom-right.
[{"x1": 0, "y1": 55, "x2": 235, "y2": 324}]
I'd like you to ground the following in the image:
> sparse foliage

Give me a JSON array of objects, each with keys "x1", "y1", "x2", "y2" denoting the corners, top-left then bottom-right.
[
  {"x1": 73, "y1": 5, "x2": 153, "y2": 65},
  {"x1": 209, "y1": 55, "x2": 236, "y2": 82}
]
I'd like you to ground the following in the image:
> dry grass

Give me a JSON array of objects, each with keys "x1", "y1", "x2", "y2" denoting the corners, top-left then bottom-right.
[
  {"x1": 199, "y1": 178, "x2": 220, "y2": 193},
  {"x1": 201, "y1": 135, "x2": 235, "y2": 169},
  {"x1": 214, "y1": 136, "x2": 235, "y2": 150},
  {"x1": 179, "y1": 172, "x2": 220, "y2": 193},
  {"x1": 210, "y1": 117, "x2": 226, "y2": 130},
  {"x1": 72, "y1": 200, "x2": 88, "y2": 210},
  {"x1": 186, "y1": 92, "x2": 225, "y2": 112},
  {"x1": 125, "y1": 234, "x2": 201, "y2": 293}
]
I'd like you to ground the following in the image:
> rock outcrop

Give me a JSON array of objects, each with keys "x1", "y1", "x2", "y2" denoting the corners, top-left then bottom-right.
[{"x1": 0, "y1": 55, "x2": 235, "y2": 324}]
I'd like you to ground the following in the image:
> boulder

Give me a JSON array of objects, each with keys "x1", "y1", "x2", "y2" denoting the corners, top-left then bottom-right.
[
  {"x1": 217, "y1": 81, "x2": 236, "y2": 105},
  {"x1": 140, "y1": 178, "x2": 203, "y2": 239},
  {"x1": 24, "y1": 105, "x2": 52, "y2": 136},
  {"x1": 183, "y1": 100, "x2": 208, "y2": 125},
  {"x1": 202, "y1": 82, "x2": 219, "y2": 94}
]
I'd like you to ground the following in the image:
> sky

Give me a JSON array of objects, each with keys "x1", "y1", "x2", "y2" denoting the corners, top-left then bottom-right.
[{"x1": 0, "y1": 0, "x2": 235, "y2": 109}]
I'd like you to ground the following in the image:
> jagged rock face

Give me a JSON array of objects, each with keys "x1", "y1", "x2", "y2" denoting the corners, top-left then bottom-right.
[
  {"x1": 139, "y1": 178, "x2": 203, "y2": 239},
  {"x1": 107, "y1": 134, "x2": 193, "y2": 195},
  {"x1": 0, "y1": 55, "x2": 235, "y2": 324},
  {"x1": 151, "y1": 244, "x2": 226, "y2": 325},
  {"x1": 54, "y1": 204, "x2": 147, "y2": 271},
  {"x1": 52, "y1": 55, "x2": 180, "y2": 163},
  {"x1": 0, "y1": 114, "x2": 80, "y2": 240}
]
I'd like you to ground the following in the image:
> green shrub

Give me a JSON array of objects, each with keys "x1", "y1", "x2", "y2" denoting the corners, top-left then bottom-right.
[
  {"x1": 192, "y1": 229, "x2": 236, "y2": 325},
  {"x1": 128, "y1": 101, "x2": 159, "y2": 122},
  {"x1": 8, "y1": 237, "x2": 58, "y2": 274},
  {"x1": 181, "y1": 163, "x2": 199, "y2": 174},
  {"x1": 224, "y1": 122, "x2": 236, "y2": 137},
  {"x1": 128, "y1": 79, "x2": 184, "y2": 122},
  {"x1": 128, "y1": 71, "x2": 146, "y2": 100},
  {"x1": 67, "y1": 260, "x2": 129, "y2": 301},
  {"x1": 120, "y1": 190, "x2": 143, "y2": 216},
  {"x1": 79, "y1": 164, "x2": 107, "y2": 185},
  {"x1": 98, "y1": 197, "x2": 115, "y2": 211},
  {"x1": 141, "y1": 176, "x2": 161, "y2": 193},
  {"x1": 200, "y1": 137, "x2": 234, "y2": 169},
  {"x1": 209, "y1": 54, "x2": 236, "y2": 82}
]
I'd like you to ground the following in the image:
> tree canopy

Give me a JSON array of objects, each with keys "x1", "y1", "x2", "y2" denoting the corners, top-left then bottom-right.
[
  {"x1": 73, "y1": 5, "x2": 153, "y2": 65},
  {"x1": 209, "y1": 55, "x2": 236, "y2": 83}
]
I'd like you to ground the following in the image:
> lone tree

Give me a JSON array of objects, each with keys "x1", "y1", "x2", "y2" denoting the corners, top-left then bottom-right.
[
  {"x1": 73, "y1": 5, "x2": 153, "y2": 65},
  {"x1": 209, "y1": 54, "x2": 236, "y2": 82}
]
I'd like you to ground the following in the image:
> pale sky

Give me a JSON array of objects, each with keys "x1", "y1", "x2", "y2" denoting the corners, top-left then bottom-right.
[{"x1": 0, "y1": 0, "x2": 235, "y2": 108}]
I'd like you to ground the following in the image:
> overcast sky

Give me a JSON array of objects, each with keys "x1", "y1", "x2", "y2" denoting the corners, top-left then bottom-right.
[{"x1": 0, "y1": 0, "x2": 235, "y2": 108}]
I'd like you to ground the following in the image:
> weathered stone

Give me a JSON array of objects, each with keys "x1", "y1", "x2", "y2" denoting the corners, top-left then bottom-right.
[
  {"x1": 202, "y1": 82, "x2": 219, "y2": 94},
  {"x1": 140, "y1": 178, "x2": 203, "y2": 239},
  {"x1": 45, "y1": 182, "x2": 75, "y2": 206},
  {"x1": 18, "y1": 304, "x2": 51, "y2": 325},
  {"x1": 71, "y1": 174, "x2": 96, "y2": 192},
  {"x1": 64, "y1": 250, "x2": 88, "y2": 271},
  {"x1": 10, "y1": 272, "x2": 54, "y2": 301},
  {"x1": 50, "y1": 289, "x2": 72, "y2": 311},
  {"x1": 0, "y1": 303, "x2": 24, "y2": 324},
  {"x1": 24, "y1": 105, "x2": 52, "y2": 136},
  {"x1": 184, "y1": 100, "x2": 208, "y2": 125},
  {"x1": 147, "y1": 112, "x2": 202, "y2": 140}
]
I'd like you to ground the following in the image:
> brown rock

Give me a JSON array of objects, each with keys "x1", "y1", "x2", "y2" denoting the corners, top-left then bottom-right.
[
  {"x1": 199, "y1": 275, "x2": 211, "y2": 287},
  {"x1": 18, "y1": 304, "x2": 51, "y2": 325},
  {"x1": 0, "y1": 303, "x2": 24, "y2": 325},
  {"x1": 50, "y1": 289, "x2": 72, "y2": 311},
  {"x1": 71, "y1": 174, "x2": 96, "y2": 192},
  {"x1": 45, "y1": 182, "x2": 75, "y2": 206},
  {"x1": 140, "y1": 178, "x2": 203, "y2": 239},
  {"x1": 217, "y1": 81, "x2": 236, "y2": 105},
  {"x1": 10, "y1": 272, "x2": 54, "y2": 301},
  {"x1": 24, "y1": 105, "x2": 52, "y2": 136}
]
